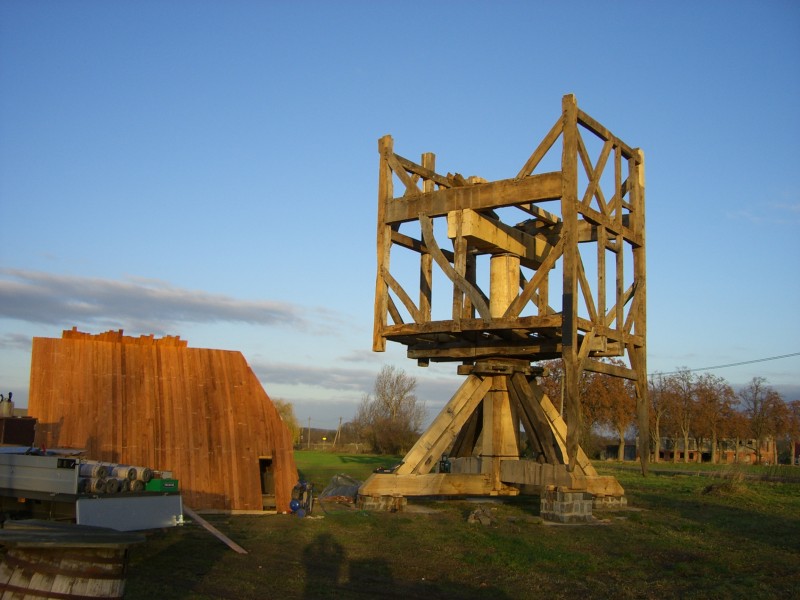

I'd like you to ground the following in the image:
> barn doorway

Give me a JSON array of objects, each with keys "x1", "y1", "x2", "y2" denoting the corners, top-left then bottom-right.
[{"x1": 259, "y1": 457, "x2": 276, "y2": 511}]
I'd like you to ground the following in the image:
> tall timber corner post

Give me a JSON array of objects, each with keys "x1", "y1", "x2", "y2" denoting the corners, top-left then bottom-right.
[{"x1": 360, "y1": 94, "x2": 647, "y2": 509}]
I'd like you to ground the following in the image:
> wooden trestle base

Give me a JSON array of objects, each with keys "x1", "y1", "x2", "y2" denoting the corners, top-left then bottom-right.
[{"x1": 357, "y1": 359, "x2": 624, "y2": 505}]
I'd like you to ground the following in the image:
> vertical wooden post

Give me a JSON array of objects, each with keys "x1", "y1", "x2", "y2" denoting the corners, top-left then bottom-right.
[
  {"x1": 420, "y1": 152, "x2": 435, "y2": 323},
  {"x1": 373, "y1": 135, "x2": 394, "y2": 352},
  {"x1": 561, "y1": 94, "x2": 581, "y2": 471},
  {"x1": 490, "y1": 254, "x2": 520, "y2": 318},
  {"x1": 451, "y1": 211, "x2": 467, "y2": 327},
  {"x1": 631, "y1": 148, "x2": 649, "y2": 476}
]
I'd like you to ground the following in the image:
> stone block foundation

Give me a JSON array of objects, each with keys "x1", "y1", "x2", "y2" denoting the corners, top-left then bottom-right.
[{"x1": 540, "y1": 486, "x2": 594, "y2": 523}]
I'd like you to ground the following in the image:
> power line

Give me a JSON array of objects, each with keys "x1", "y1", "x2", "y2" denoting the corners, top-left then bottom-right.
[{"x1": 654, "y1": 352, "x2": 800, "y2": 376}]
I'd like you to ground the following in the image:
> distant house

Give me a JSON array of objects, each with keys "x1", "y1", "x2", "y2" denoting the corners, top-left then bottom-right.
[
  {"x1": 603, "y1": 437, "x2": 780, "y2": 464},
  {"x1": 28, "y1": 328, "x2": 298, "y2": 512}
]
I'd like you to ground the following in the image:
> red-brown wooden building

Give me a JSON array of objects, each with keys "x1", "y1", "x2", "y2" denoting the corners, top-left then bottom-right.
[{"x1": 28, "y1": 328, "x2": 297, "y2": 513}]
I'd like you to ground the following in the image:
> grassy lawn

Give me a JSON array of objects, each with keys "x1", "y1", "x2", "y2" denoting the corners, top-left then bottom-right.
[{"x1": 124, "y1": 453, "x2": 800, "y2": 599}]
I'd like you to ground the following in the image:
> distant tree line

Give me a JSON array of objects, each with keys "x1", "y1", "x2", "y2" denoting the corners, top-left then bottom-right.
[
  {"x1": 285, "y1": 361, "x2": 798, "y2": 466},
  {"x1": 539, "y1": 360, "x2": 799, "y2": 465}
]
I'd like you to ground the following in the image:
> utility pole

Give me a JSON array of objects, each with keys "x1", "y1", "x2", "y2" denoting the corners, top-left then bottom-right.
[
  {"x1": 332, "y1": 416, "x2": 342, "y2": 449},
  {"x1": 307, "y1": 417, "x2": 311, "y2": 450}
]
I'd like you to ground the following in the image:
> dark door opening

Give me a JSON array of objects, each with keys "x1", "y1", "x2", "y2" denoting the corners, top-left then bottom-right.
[{"x1": 259, "y1": 457, "x2": 276, "y2": 511}]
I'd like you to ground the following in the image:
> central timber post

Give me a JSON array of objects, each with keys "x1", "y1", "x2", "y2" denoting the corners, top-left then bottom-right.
[{"x1": 360, "y1": 94, "x2": 646, "y2": 508}]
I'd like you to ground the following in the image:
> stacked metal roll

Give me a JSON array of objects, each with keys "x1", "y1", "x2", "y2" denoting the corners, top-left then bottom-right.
[{"x1": 77, "y1": 460, "x2": 157, "y2": 495}]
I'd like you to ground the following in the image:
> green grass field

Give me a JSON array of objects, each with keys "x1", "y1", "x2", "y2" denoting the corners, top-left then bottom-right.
[{"x1": 124, "y1": 452, "x2": 800, "y2": 599}]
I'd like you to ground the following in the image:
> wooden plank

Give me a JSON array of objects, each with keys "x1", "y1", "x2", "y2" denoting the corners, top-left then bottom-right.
[
  {"x1": 385, "y1": 171, "x2": 562, "y2": 224},
  {"x1": 183, "y1": 506, "x2": 247, "y2": 554}
]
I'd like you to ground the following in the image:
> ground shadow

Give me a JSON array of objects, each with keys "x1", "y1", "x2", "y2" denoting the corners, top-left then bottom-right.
[{"x1": 302, "y1": 531, "x2": 510, "y2": 599}]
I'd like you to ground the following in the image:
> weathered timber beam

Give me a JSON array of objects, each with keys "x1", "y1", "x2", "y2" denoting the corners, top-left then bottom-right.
[
  {"x1": 382, "y1": 268, "x2": 422, "y2": 323},
  {"x1": 407, "y1": 340, "x2": 562, "y2": 361},
  {"x1": 576, "y1": 255, "x2": 598, "y2": 323},
  {"x1": 527, "y1": 383, "x2": 598, "y2": 476},
  {"x1": 577, "y1": 208, "x2": 641, "y2": 246},
  {"x1": 499, "y1": 460, "x2": 576, "y2": 489},
  {"x1": 393, "y1": 154, "x2": 453, "y2": 189},
  {"x1": 390, "y1": 230, "x2": 455, "y2": 262},
  {"x1": 359, "y1": 472, "x2": 509, "y2": 497},
  {"x1": 516, "y1": 116, "x2": 564, "y2": 179},
  {"x1": 577, "y1": 108, "x2": 637, "y2": 161},
  {"x1": 420, "y1": 215, "x2": 492, "y2": 320},
  {"x1": 385, "y1": 152, "x2": 421, "y2": 196},
  {"x1": 386, "y1": 295, "x2": 403, "y2": 325},
  {"x1": 446, "y1": 209, "x2": 553, "y2": 266},
  {"x1": 576, "y1": 218, "x2": 633, "y2": 244},
  {"x1": 385, "y1": 172, "x2": 562, "y2": 224},
  {"x1": 576, "y1": 318, "x2": 644, "y2": 348},
  {"x1": 582, "y1": 358, "x2": 637, "y2": 380},
  {"x1": 383, "y1": 314, "x2": 562, "y2": 337},
  {"x1": 396, "y1": 375, "x2": 493, "y2": 476},
  {"x1": 503, "y1": 237, "x2": 565, "y2": 319},
  {"x1": 507, "y1": 373, "x2": 561, "y2": 464},
  {"x1": 519, "y1": 203, "x2": 561, "y2": 225},
  {"x1": 578, "y1": 135, "x2": 612, "y2": 214}
]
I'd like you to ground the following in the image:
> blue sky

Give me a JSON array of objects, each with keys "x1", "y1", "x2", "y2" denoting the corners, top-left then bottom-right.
[{"x1": 1, "y1": 1, "x2": 799, "y2": 430}]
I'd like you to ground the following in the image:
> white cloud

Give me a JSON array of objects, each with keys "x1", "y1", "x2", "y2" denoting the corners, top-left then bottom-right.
[{"x1": 0, "y1": 268, "x2": 310, "y2": 334}]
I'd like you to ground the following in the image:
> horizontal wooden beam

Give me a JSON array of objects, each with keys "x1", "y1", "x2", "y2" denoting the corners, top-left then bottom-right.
[
  {"x1": 582, "y1": 358, "x2": 638, "y2": 380},
  {"x1": 383, "y1": 314, "x2": 563, "y2": 337},
  {"x1": 390, "y1": 230, "x2": 454, "y2": 262},
  {"x1": 446, "y1": 209, "x2": 553, "y2": 266},
  {"x1": 407, "y1": 340, "x2": 562, "y2": 361},
  {"x1": 385, "y1": 172, "x2": 562, "y2": 224},
  {"x1": 359, "y1": 472, "x2": 515, "y2": 497}
]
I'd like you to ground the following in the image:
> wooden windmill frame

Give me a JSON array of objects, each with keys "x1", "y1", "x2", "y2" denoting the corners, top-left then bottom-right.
[{"x1": 360, "y1": 94, "x2": 647, "y2": 501}]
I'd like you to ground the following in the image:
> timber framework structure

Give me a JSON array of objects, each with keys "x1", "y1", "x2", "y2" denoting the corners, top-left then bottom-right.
[{"x1": 359, "y1": 94, "x2": 648, "y2": 505}]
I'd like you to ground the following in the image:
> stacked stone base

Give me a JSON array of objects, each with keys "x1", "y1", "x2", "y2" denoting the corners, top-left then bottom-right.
[{"x1": 540, "y1": 486, "x2": 594, "y2": 523}]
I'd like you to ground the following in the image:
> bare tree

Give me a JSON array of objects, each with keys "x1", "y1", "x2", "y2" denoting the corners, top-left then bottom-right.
[
  {"x1": 648, "y1": 372, "x2": 673, "y2": 463},
  {"x1": 739, "y1": 377, "x2": 783, "y2": 464},
  {"x1": 693, "y1": 373, "x2": 736, "y2": 464},
  {"x1": 355, "y1": 365, "x2": 426, "y2": 455},
  {"x1": 787, "y1": 400, "x2": 800, "y2": 466},
  {"x1": 670, "y1": 368, "x2": 697, "y2": 463}
]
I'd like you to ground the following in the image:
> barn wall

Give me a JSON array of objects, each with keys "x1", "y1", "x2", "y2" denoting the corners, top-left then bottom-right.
[{"x1": 28, "y1": 329, "x2": 298, "y2": 512}]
